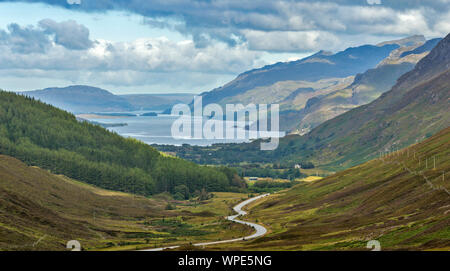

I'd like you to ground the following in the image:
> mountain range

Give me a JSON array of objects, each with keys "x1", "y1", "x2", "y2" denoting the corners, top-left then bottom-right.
[
  {"x1": 198, "y1": 35, "x2": 442, "y2": 133},
  {"x1": 169, "y1": 33, "x2": 450, "y2": 170},
  {"x1": 16, "y1": 36, "x2": 441, "y2": 134}
]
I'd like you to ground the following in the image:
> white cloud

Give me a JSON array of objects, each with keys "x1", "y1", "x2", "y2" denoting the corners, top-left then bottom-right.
[
  {"x1": 241, "y1": 30, "x2": 341, "y2": 52},
  {"x1": 0, "y1": 21, "x2": 265, "y2": 91},
  {"x1": 367, "y1": 0, "x2": 382, "y2": 5},
  {"x1": 1, "y1": 1, "x2": 450, "y2": 92}
]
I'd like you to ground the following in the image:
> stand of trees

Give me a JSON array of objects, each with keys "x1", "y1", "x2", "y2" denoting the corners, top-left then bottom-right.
[
  {"x1": 238, "y1": 167, "x2": 305, "y2": 180},
  {"x1": 155, "y1": 144, "x2": 315, "y2": 169},
  {"x1": 0, "y1": 91, "x2": 246, "y2": 197}
]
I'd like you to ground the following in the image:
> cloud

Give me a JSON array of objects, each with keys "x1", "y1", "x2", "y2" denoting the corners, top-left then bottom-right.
[
  {"x1": 0, "y1": 21, "x2": 264, "y2": 90},
  {"x1": 39, "y1": 19, "x2": 93, "y2": 50},
  {"x1": 1, "y1": 1, "x2": 449, "y2": 92},
  {"x1": 0, "y1": 23, "x2": 50, "y2": 54},
  {"x1": 0, "y1": 33, "x2": 261, "y2": 73},
  {"x1": 367, "y1": 0, "x2": 382, "y2": 5},
  {"x1": 1, "y1": 0, "x2": 448, "y2": 48},
  {"x1": 0, "y1": 19, "x2": 93, "y2": 53},
  {"x1": 241, "y1": 30, "x2": 340, "y2": 52}
]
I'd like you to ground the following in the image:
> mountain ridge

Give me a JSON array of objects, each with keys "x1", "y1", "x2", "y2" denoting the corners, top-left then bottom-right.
[
  {"x1": 199, "y1": 43, "x2": 400, "y2": 106},
  {"x1": 19, "y1": 85, "x2": 195, "y2": 113},
  {"x1": 197, "y1": 36, "x2": 440, "y2": 134}
]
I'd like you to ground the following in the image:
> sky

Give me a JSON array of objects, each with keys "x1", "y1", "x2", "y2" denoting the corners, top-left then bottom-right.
[{"x1": 0, "y1": 0, "x2": 449, "y2": 94}]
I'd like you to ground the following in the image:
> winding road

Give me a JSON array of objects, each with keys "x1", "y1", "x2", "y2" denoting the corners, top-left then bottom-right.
[{"x1": 141, "y1": 193, "x2": 270, "y2": 251}]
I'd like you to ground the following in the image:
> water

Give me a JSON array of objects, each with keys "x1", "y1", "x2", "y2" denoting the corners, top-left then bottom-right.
[{"x1": 83, "y1": 112, "x2": 283, "y2": 146}]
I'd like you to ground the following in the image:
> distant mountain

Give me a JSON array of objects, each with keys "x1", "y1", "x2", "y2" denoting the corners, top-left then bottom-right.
[
  {"x1": 19, "y1": 85, "x2": 195, "y2": 113},
  {"x1": 20, "y1": 85, "x2": 133, "y2": 113},
  {"x1": 400, "y1": 38, "x2": 442, "y2": 58},
  {"x1": 200, "y1": 43, "x2": 401, "y2": 106},
  {"x1": 120, "y1": 93, "x2": 195, "y2": 111},
  {"x1": 198, "y1": 36, "x2": 441, "y2": 133},
  {"x1": 376, "y1": 34, "x2": 426, "y2": 47}
]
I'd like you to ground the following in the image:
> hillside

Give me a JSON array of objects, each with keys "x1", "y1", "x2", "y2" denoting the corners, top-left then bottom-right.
[
  {"x1": 20, "y1": 85, "x2": 134, "y2": 113},
  {"x1": 212, "y1": 127, "x2": 450, "y2": 251},
  {"x1": 20, "y1": 85, "x2": 195, "y2": 113},
  {"x1": 0, "y1": 91, "x2": 245, "y2": 197},
  {"x1": 0, "y1": 155, "x2": 251, "y2": 251},
  {"x1": 290, "y1": 61, "x2": 416, "y2": 133},
  {"x1": 173, "y1": 34, "x2": 450, "y2": 169},
  {"x1": 0, "y1": 154, "x2": 167, "y2": 250}
]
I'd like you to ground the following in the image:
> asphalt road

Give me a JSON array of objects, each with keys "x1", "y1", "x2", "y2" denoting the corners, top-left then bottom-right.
[{"x1": 141, "y1": 193, "x2": 270, "y2": 251}]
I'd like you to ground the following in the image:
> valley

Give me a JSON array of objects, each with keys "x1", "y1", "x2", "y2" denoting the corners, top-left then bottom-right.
[
  {"x1": 0, "y1": 154, "x2": 258, "y2": 251},
  {"x1": 1, "y1": 33, "x2": 449, "y2": 252}
]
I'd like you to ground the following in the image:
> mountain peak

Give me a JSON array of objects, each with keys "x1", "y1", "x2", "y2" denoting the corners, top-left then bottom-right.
[
  {"x1": 377, "y1": 35, "x2": 426, "y2": 47},
  {"x1": 395, "y1": 33, "x2": 450, "y2": 89}
]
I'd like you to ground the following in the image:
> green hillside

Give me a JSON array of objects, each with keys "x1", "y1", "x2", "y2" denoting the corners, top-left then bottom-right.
[
  {"x1": 0, "y1": 91, "x2": 245, "y2": 197},
  {"x1": 213, "y1": 127, "x2": 450, "y2": 251},
  {"x1": 0, "y1": 154, "x2": 167, "y2": 250},
  {"x1": 0, "y1": 154, "x2": 251, "y2": 251}
]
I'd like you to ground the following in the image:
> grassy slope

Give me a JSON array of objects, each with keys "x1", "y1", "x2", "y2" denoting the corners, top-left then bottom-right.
[
  {"x1": 213, "y1": 127, "x2": 450, "y2": 250},
  {"x1": 0, "y1": 155, "x2": 252, "y2": 251}
]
